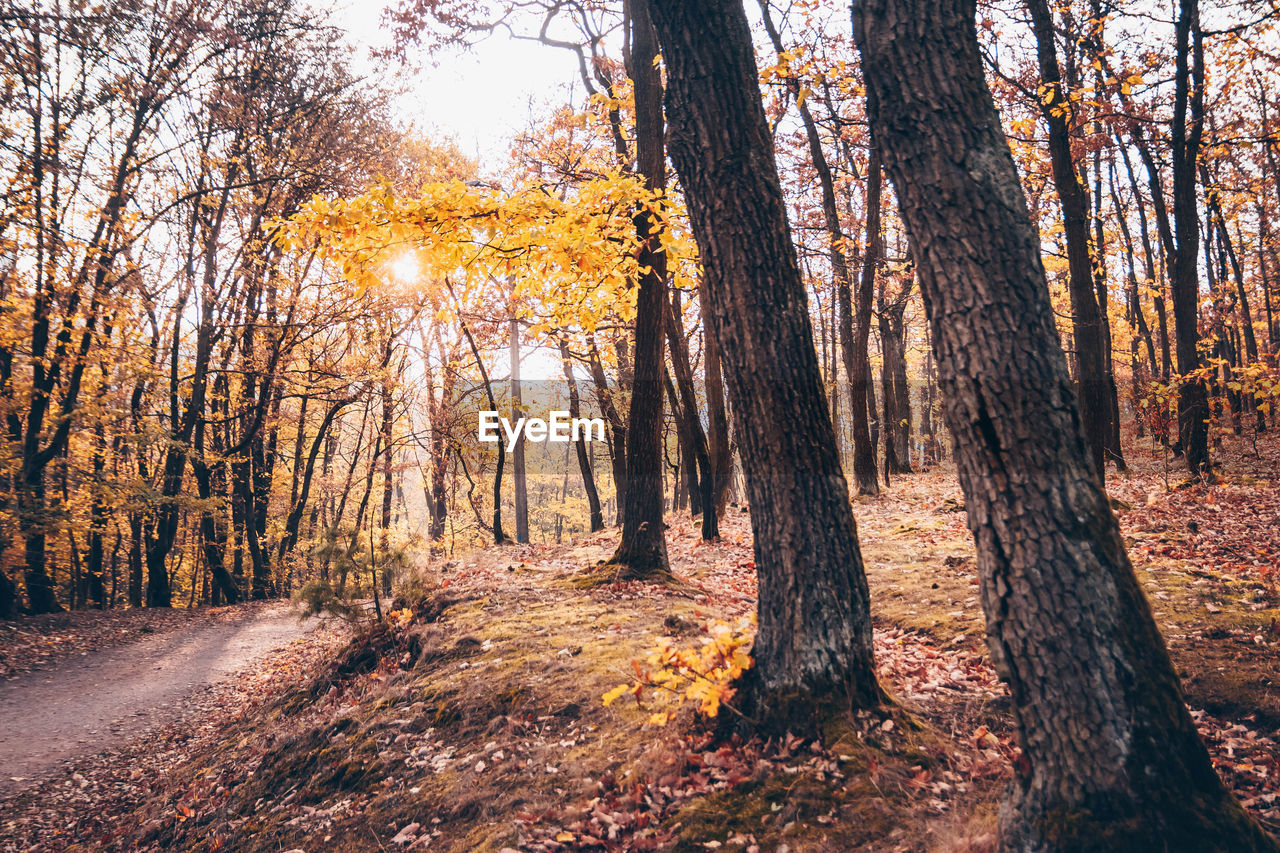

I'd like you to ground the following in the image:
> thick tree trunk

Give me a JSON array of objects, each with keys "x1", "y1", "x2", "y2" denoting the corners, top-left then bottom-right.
[
  {"x1": 606, "y1": 0, "x2": 671, "y2": 579},
  {"x1": 21, "y1": 475, "x2": 59, "y2": 613},
  {"x1": 854, "y1": 1, "x2": 1278, "y2": 850},
  {"x1": 651, "y1": 0, "x2": 883, "y2": 728},
  {"x1": 0, "y1": 567, "x2": 15, "y2": 619}
]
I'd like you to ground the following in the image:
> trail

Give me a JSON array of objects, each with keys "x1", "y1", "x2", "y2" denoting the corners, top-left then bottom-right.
[{"x1": 0, "y1": 603, "x2": 314, "y2": 795}]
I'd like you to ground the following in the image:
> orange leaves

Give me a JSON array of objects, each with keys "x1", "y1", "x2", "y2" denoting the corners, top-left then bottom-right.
[
  {"x1": 278, "y1": 172, "x2": 693, "y2": 339},
  {"x1": 601, "y1": 615, "x2": 756, "y2": 724}
]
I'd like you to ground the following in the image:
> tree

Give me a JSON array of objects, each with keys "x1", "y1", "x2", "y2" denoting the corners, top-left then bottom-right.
[
  {"x1": 649, "y1": 0, "x2": 883, "y2": 727},
  {"x1": 1025, "y1": 0, "x2": 1113, "y2": 480},
  {"x1": 853, "y1": 0, "x2": 1279, "y2": 849},
  {"x1": 1171, "y1": 0, "x2": 1211, "y2": 476},
  {"x1": 757, "y1": 0, "x2": 880, "y2": 497},
  {"x1": 603, "y1": 0, "x2": 671, "y2": 578}
]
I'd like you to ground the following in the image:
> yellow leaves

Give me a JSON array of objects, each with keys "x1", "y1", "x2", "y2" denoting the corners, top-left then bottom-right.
[
  {"x1": 276, "y1": 170, "x2": 700, "y2": 340},
  {"x1": 601, "y1": 615, "x2": 756, "y2": 726},
  {"x1": 601, "y1": 684, "x2": 632, "y2": 707}
]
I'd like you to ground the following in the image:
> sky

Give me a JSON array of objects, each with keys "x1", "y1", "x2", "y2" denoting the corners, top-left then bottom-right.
[
  {"x1": 329, "y1": 0, "x2": 591, "y2": 172},
  {"x1": 326, "y1": 1, "x2": 602, "y2": 379}
]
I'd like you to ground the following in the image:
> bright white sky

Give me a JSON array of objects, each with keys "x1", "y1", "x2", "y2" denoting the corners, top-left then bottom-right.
[{"x1": 330, "y1": 0, "x2": 590, "y2": 173}]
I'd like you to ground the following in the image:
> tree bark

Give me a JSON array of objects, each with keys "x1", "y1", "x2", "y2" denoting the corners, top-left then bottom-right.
[
  {"x1": 1171, "y1": 0, "x2": 1211, "y2": 476},
  {"x1": 651, "y1": 0, "x2": 884, "y2": 728},
  {"x1": 606, "y1": 0, "x2": 671, "y2": 579},
  {"x1": 854, "y1": 1, "x2": 1278, "y2": 849}
]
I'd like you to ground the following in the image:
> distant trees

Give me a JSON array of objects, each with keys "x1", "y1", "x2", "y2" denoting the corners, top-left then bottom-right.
[{"x1": 0, "y1": 0, "x2": 444, "y2": 615}]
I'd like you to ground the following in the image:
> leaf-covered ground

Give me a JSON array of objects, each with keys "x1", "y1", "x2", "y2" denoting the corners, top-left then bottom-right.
[{"x1": 0, "y1": 432, "x2": 1276, "y2": 852}]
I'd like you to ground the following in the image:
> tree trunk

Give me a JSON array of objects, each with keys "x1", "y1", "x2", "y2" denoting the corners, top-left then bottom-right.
[
  {"x1": 559, "y1": 340, "x2": 604, "y2": 531},
  {"x1": 850, "y1": 153, "x2": 885, "y2": 493},
  {"x1": 586, "y1": 334, "x2": 627, "y2": 524},
  {"x1": 666, "y1": 294, "x2": 717, "y2": 538},
  {"x1": 699, "y1": 282, "x2": 733, "y2": 517},
  {"x1": 606, "y1": 0, "x2": 671, "y2": 579},
  {"x1": 651, "y1": 0, "x2": 884, "y2": 728},
  {"x1": 854, "y1": 1, "x2": 1278, "y2": 849},
  {"x1": 278, "y1": 398, "x2": 350, "y2": 562},
  {"x1": 510, "y1": 315, "x2": 529, "y2": 543},
  {"x1": 1025, "y1": 0, "x2": 1112, "y2": 479},
  {"x1": 1171, "y1": 0, "x2": 1210, "y2": 476}
]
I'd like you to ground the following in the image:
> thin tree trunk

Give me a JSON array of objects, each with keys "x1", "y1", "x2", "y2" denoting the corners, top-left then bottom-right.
[
  {"x1": 510, "y1": 315, "x2": 529, "y2": 543},
  {"x1": 1025, "y1": 0, "x2": 1112, "y2": 479},
  {"x1": 759, "y1": 0, "x2": 879, "y2": 496},
  {"x1": 665, "y1": 294, "x2": 717, "y2": 538},
  {"x1": 559, "y1": 340, "x2": 604, "y2": 531},
  {"x1": 1171, "y1": 0, "x2": 1211, "y2": 475},
  {"x1": 606, "y1": 0, "x2": 671, "y2": 579},
  {"x1": 698, "y1": 282, "x2": 733, "y2": 516}
]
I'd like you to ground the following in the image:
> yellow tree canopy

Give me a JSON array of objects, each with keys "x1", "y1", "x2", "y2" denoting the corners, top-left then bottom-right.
[{"x1": 278, "y1": 172, "x2": 698, "y2": 338}]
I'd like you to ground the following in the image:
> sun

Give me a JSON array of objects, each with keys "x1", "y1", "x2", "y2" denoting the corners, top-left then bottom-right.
[{"x1": 388, "y1": 252, "x2": 420, "y2": 284}]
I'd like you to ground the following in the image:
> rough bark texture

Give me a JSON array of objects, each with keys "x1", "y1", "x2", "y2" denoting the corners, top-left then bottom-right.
[
  {"x1": 853, "y1": 1, "x2": 1279, "y2": 850},
  {"x1": 606, "y1": 0, "x2": 670, "y2": 578},
  {"x1": 651, "y1": 0, "x2": 883, "y2": 728}
]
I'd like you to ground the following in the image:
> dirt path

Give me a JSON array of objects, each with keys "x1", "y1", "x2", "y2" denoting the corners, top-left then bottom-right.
[{"x1": 0, "y1": 604, "x2": 315, "y2": 795}]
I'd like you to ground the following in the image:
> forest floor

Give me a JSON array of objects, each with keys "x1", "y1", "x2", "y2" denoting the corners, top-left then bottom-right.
[{"x1": 0, "y1": 431, "x2": 1277, "y2": 852}]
